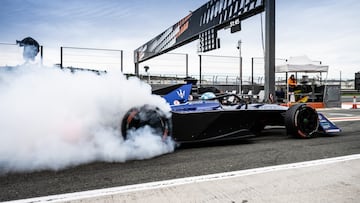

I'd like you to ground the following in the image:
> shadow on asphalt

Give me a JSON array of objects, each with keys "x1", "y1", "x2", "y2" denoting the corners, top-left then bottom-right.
[
  {"x1": 177, "y1": 138, "x2": 255, "y2": 149},
  {"x1": 177, "y1": 127, "x2": 290, "y2": 149}
]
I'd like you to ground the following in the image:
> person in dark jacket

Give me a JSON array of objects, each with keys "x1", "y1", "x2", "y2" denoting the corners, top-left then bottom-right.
[{"x1": 16, "y1": 37, "x2": 40, "y2": 62}]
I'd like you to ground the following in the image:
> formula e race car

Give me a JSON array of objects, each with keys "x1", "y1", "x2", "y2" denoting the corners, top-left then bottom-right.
[{"x1": 121, "y1": 84, "x2": 341, "y2": 143}]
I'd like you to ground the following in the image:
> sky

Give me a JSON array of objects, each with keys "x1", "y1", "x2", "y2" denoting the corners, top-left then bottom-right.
[{"x1": 0, "y1": 0, "x2": 359, "y2": 79}]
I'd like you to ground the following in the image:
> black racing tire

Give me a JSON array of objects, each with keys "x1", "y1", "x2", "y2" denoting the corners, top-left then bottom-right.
[
  {"x1": 121, "y1": 105, "x2": 172, "y2": 140},
  {"x1": 285, "y1": 104, "x2": 319, "y2": 138}
]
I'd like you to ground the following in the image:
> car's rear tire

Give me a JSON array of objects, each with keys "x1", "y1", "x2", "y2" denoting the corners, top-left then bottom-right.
[
  {"x1": 121, "y1": 105, "x2": 172, "y2": 140},
  {"x1": 285, "y1": 104, "x2": 319, "y2": 138}
]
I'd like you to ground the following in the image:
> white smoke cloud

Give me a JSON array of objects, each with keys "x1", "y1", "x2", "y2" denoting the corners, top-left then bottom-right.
[
  {"x1": 0, "y1": 64, "x2": 175, "y2": 174},
  {"x1": 22, "y1": 45, "x2": 38, "y2": 62}
]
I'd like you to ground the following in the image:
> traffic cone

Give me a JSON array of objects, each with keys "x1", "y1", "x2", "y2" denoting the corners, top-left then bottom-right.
[{"x1": 352, "y1": 96, "x2": 357, "y2": 109}]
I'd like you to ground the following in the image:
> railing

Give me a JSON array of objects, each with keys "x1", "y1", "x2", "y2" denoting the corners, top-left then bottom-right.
[
  {"x1": 139, "y1": 73, "x2": 352, "y2": 86},
  {"x1": 0, "y1": 43, "x2": 25, "y2": 66},
  {"x1": 60, "y1": 46, "x2": 123, "y2": 72},
  {"x1": 1, "y1": 42, "x2": 355, "y2": 90},
  {"x1": 141, "y1": 73, "x2": 267, "y2": 85}
]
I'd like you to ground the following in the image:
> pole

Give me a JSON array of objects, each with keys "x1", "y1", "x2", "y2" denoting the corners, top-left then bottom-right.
[
  {"x1": 251, "y1": 57, "x2": 254, "y2": 87},
  {"x1": 264, "y1": 0, "x2": 276, "y2": 102},
  {"x1": 340, "y1": 70, "x2": 342, "y2": 90},
  {"x1": 134, "y1": 51, "x2": 139, "y2": 76},
  {"x1": 120, "y1": 50, "x2": 123, "y2": 72},
  {"x1": 238, "y1": 40, "x2": 242, "y2": 94},
  {"x1": 60, "y1": 46, "x2": 63, "y2": 68},
  {"x1": 199, "y1": 55, "x2": 202, "y2": 85},
  {"x1": 186, "y1": 54, "x2": 189, "y2": 77},
  {"x1": 40, "y1": 45, "x2": 43, "y2": 66}
]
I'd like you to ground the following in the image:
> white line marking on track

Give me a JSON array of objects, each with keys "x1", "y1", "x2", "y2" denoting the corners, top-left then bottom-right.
[
  {"x1": 329, "y1": 116, "x2": 360, "y2": 122},
  {"x1": 328, "y1": 113, "x2": 354, "y2": 117},
  {"x1": 6, "y1": 154, "x2": 360, "y2": 203}
]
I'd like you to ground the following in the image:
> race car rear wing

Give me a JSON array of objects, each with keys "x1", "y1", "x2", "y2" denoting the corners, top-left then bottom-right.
[{"x1": 163, "y1": 84, "x2": 192, "y2": 105}]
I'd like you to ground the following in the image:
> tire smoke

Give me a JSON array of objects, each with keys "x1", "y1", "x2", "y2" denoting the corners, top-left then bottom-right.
[{"x1": 0, "y1": 64, "x2": 175, "y2": 174}]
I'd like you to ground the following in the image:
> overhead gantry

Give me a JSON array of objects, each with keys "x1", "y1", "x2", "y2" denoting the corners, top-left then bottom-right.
[{"x1": 134, "y1": 0, "x2": 275, "y2": 101}]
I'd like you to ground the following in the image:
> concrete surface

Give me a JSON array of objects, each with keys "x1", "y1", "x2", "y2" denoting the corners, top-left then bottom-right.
[{"x1": 9, "y1": 155, "x2": 360, "y2": 203}]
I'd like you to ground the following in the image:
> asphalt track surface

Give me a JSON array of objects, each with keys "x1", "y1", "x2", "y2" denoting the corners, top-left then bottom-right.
[{"x1": 1, "y1": 108, "x2": 360, "y2": 202}]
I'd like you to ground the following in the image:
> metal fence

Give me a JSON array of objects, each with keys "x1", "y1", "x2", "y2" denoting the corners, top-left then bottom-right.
[
  {"x1": 60, "y1": 46, "x2": 123, "y2": 72},
  {"x1": 137, "y1": 52, "x2": 189, "y2": 77},
  {"x1": 0, "y1": 43, "x2": 28, "y2": 66},
  {"x1": 1, "y1": 42, "x2": 355, "y2": 91}
]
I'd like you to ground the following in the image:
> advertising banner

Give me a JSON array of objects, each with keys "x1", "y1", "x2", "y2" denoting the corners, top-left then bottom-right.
[{"x1": 134, "y1": 0, "x2": 265, "y2": 63}]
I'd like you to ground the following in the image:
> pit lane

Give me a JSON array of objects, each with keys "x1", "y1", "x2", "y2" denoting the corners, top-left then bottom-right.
[{"x1": 1, "y1": 108, "x2": 360, "y2": 202}]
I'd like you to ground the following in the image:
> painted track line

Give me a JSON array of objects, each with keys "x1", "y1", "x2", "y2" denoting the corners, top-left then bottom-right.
[
  {"x1": 6, "y1": 154, "x2": 360, "y2": 203},
  {"x1": 329, "y1": 116, "x2": 360, "y2": 122}
]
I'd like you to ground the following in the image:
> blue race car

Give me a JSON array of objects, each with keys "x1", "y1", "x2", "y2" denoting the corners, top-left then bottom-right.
[{"x1": 121, "y1": 84, "x2": 340, "y2": 143}]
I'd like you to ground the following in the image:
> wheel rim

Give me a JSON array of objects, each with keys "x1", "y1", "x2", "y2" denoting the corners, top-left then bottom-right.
[
  {"x1": 121, "y1": 105, "x2": 171, "y2": 140},
  {"x1": 296, "y1": 107, "x2": 318, "y2": 137}
]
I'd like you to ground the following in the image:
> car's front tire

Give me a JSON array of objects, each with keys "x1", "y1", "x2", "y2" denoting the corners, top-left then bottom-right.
[{"x1": 285, "y1": 104, "x2": 319, "y2": 138}]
